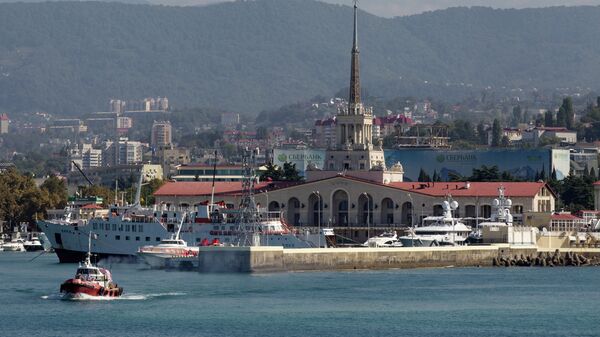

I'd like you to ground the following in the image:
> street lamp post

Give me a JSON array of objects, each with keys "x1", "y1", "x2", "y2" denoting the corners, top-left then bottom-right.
[
  {"x1": 407, "y1": 193, "x2": 414, "y2": 227},
  {"x1": 313, "y1": 191, "x2": 321, "y2": 248},
  {"x1": 363, "y1": 192, "x2": 371, "y2": 240}
]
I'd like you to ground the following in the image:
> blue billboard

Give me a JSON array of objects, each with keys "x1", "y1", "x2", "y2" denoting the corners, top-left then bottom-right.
[{"x1": 385, "y1": 148, "x2": 569, "y2": 181}]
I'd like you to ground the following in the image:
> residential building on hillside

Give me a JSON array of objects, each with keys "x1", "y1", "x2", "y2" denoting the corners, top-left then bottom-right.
[
  {"x1": 117, "y1": 117, "x2": 133, "y2": 131},
  {"x1": 102, "y1": 138, "x2": 143, "y2": 166},
  {"x1": 0, "y1": 113, "x2": 8, "y2": 134},
  {"x1": 313, "y1": 117, "x2": 337, "y2": 149},
  {"x1": 50, "y1": 119, "x2": 87, "y2": 133},
  {"x1": 151, "y1": 121, "x2": 172, "y2": 149},
  {"x1": 220, "y1": 112, "x2": 240, "y2": 129},
  {"x1": 69, "y1": 144, "x2": 103, "y2": 171}
]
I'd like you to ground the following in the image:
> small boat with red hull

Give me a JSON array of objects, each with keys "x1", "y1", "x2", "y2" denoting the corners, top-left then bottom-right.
[{"x1": 60, "y1": 232, "x2": 123, "y2": 299}]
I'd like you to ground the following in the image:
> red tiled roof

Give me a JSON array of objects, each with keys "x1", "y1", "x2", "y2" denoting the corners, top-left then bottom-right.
[
  {"x1": 154, "y1": 181, "x2": 298, "y2": 197},
  {"x1": 385, "y1": 181, "x2": 548, "y2": 197},
  {"x1": 593, "y1": 181, "x2": 600, "y2": 186},
  {"x1": 551, "y1": 213, "x2": 583, "y2": 221}
]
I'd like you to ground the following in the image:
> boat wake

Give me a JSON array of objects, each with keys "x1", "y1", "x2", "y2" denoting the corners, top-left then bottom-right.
[{"x1": 41, "y1": 292, "x2": 186, "y2": 301}]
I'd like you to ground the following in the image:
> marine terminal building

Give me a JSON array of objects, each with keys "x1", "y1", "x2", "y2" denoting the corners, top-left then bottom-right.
[
  {"x1": 154, "y1": 178, "x2": 556, "y2": 242},
  {"x1": 154, "y1": 3, "x2": 557, "y2": 242}
]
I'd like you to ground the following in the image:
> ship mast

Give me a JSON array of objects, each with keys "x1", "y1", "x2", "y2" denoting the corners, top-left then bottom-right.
[{"x1": 235, "y1": 148, "x2": 261, "y2": 247}]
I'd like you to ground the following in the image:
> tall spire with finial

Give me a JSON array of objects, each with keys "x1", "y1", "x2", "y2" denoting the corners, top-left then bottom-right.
[{"x1": 348, "y1": 0, "x2": 361, "y2": 112}]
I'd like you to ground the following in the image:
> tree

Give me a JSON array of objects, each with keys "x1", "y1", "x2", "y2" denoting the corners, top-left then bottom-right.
[
  {"x1": 470, "y1": 165, "x2": 501, "y2": 181},
  {"x1": 40, "y1": 175, "x2": 68, "y2": 210},
  {"x1": 501, "y1": 135, "x2": 510, "y2": 147},
  {"x1": 556, "y1": 106, "x2": 567, "y2": 127},
  {"x1": 512, "y1": 105, "x2": 522, "y2": 126},
  {"x1": 79, "y1": 185, "x2": 114, "y2": 206},
  {"x1": 418, "y1": 168, "x2": 431, "y2": 182},
  {"x1": 559, "y1": 175, "x2": 594, "y2": 212},
  {"x1": 432, "y1": 170, "x2": 441, "y2": 182},
  {"x1": 256, "y1": 126, "x2": 269, "y2": 140},
  {"x1": 0, "y1": 168, "x2": 48, "y2": 227},
  {"x1": 561, "y1": 97, "x2": 574, "y2": 129},
  {"x1": 282, "y1": 162, "x2": 302, "y2": 181},
  {"x1": 544, "y1": 110, "x2": 555, "y2": 127},
  {"x1": 551, "y1": 168, "x2": 558, "y2": 181},
  {"x1": 491, "y1": 119, "x2": 502, "y2": 147},
  {"x1": 477, "y1": 122, "x2": 487, "y2": 145},
  {"x1": 260, "y1": 162, "x2": 283, "y2": 181}
]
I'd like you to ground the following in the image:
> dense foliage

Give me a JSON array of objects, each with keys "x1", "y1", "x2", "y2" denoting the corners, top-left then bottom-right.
[
  {"x1": 0, "y1": 170, "x2": 67, "y2": 228},
  {"x1": 3, "y1": 2, "x2": 600, "y2": 114},
  {"x1": 260, "y1": 162, "x2": 303, "y2": 182}
]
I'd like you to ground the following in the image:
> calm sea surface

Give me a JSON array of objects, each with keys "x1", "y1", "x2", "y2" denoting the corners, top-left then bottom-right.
[{"x1": 0, "y1": 252, "x2": 598, "y2": 337}]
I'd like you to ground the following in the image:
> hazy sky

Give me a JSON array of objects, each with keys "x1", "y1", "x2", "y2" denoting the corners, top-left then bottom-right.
[{"x1": 175, "y1": 0, "x2": 600, "y2": 17}]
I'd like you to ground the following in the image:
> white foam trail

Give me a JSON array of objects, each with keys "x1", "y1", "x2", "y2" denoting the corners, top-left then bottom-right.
[{"x1": 41, "y1": 292, "x2": 186, "y2": 301}]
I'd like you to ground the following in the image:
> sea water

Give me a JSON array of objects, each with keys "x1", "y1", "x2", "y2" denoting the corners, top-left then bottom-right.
[{"x1": 0, "y1": 252, "x2": 598, "y2": 337}]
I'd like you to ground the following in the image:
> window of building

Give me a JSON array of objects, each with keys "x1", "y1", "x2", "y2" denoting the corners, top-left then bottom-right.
[
  {"x1": 135, "y1": 236, "x2": 140, "y2": 241},
  {"x1": 115, "y1": 235, "x2": 120, "y2": 240},
  {"x1": 146, "y1": 237, "x2": 150, "y2": 242},
  {"x1": 125, "y1": 236, "x2": 130, "y2": 241},
  {"x1": 156, "y1": 237, "x2": 160, "y2": 242}
]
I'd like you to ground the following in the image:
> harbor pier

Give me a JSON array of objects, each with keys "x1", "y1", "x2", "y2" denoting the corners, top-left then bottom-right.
[{"x1": 196, "y1": 245, "x2": 597, "y2": 273}]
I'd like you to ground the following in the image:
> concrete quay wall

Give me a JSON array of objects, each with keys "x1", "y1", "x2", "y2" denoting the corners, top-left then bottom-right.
[{"x1": 198, "y1": 245, "x2": 540, "y2": 273}]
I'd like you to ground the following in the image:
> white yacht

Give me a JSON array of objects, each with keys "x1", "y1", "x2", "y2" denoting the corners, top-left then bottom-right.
[
  {"x1": 2, "y1": 238, "x2": 26, "y2": 252},
  {"x1": 23, "y1": 233, "x2": 45, "y2": 251},
  {"x1": 468, "y1": 186, "x2": 513, "y2": 243},
  {"x1": 362, "y1": 231, "x2": 402, "y2": 247},
  {"x1": 137, "y1": 217, "x2": 199, "y2": 269},
  {"x1": 399, "y1": 200, "x2": 471, "y2": 247}
]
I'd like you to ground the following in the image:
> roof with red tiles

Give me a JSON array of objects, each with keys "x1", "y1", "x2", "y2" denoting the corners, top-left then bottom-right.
[
  {"x1": 155, "y1": 175, "x2": 551, "y2": 199},
  {"x1": 551, "y1": 213, "x2": 583, "y2": 221},
  {"x1": 154, "y1": 181, "x2": 299, "y2": 197},
  {"x1": 594, "y1": 181, "x2": 600, "y2": 186},
  {"x1": 386, "y1": 181, "x2": 550, "y2": 198}
]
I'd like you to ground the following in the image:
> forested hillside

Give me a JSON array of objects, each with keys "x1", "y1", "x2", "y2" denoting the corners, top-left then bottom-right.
[{"x1": 1, "y1": 1, "x2": 600, "y2": 115}]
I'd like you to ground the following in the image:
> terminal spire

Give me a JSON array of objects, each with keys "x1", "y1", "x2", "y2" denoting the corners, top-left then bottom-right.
[{"x1": 348, "y1": 0, "x2": 361, "y2": 108}]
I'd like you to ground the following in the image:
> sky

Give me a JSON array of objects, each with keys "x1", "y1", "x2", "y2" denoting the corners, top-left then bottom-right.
[{"x1": 171, "y1": 0, "x2": 600, "y2": 17}]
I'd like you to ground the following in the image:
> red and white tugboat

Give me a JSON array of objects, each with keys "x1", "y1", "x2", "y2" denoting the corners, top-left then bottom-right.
[{"x1": 60, "y1": 232, "x2": 123, "y2": 299}]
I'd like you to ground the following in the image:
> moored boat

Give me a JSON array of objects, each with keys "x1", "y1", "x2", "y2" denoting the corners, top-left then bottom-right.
[
  {"x1": 2, "y1": 238, "x2": 25, "y2": 252},
  {"x1": 23, "y1": 233, "x2": 44, "y2": 251},
  {"x1": 398, "y1": 200, "x2": 471, "y2": 247},
  {"x1": 362, "y1": 231, "x2": 402, "y2": 247},
  {"x1": 137, "y1": 217, "x2": 199, "y2": 269}
]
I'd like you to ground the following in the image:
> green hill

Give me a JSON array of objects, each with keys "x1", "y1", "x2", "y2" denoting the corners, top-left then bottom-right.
[{"x1": 1, "y1": 1, "x2": 600, "y2": 115}]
